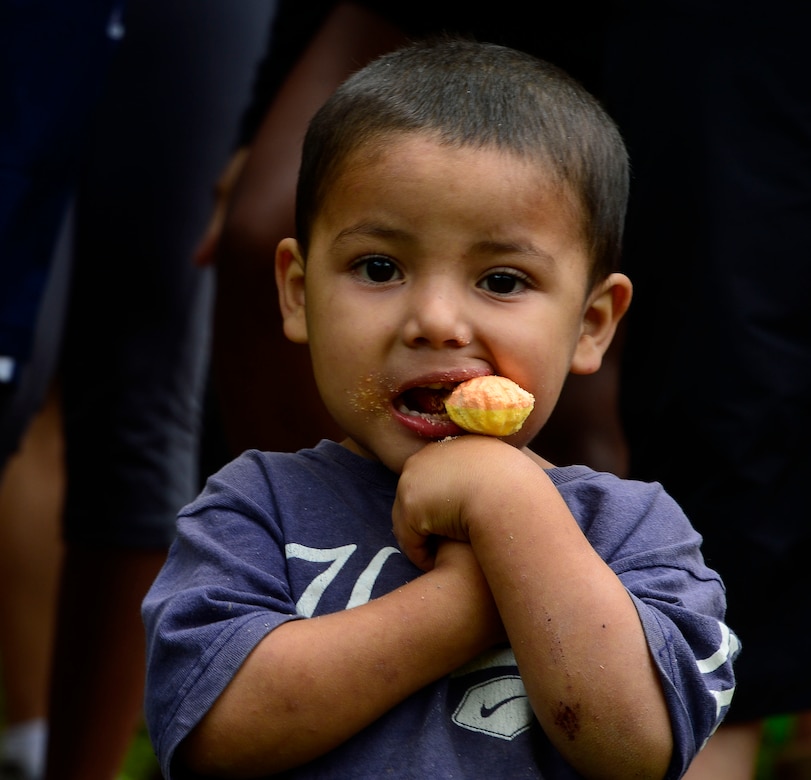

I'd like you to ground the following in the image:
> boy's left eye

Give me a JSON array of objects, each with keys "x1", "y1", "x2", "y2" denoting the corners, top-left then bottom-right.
[
  {"x1": 479, "y1": 271, "x2": 528, "y2": 295},
  {"x1": 352, "y1": 255, "x2": 402, "y2": 283}
]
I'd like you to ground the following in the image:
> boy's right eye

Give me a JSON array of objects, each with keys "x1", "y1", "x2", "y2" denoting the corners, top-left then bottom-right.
[{"x1": 352, "y1": 255, "x2": 402, "y2": 284}]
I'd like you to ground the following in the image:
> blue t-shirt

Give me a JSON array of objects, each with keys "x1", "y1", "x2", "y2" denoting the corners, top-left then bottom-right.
[{"x1": 143, "y1": 440, "x2": 738, "y2": 779}]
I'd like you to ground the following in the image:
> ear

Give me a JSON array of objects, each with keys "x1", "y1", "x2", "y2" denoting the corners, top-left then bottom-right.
[
  {"x1": 570, "y1": 272, "x2": 633, "y2": 375},
  {"x1": 276, "y1": 237, "x2": 309, "y2": 344}
]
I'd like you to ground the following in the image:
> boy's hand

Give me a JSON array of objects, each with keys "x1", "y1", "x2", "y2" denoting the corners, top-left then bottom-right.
[{"x1": 393, "y1": 435, "x2": 525, "y2": 571}]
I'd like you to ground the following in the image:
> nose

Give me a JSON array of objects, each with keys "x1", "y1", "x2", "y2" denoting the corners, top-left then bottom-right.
[{"x1": 401, "y1": 282, "x2": 473, "y2": 349}]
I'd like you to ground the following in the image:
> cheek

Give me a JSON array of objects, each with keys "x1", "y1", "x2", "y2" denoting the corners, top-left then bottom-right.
[
  {"x1": 305, "y1": 287, "x2": 349, "y2": 349},
  {"x1": 503, "y1": 330, "x2": 580, "y2": 416},
  {"x1": 309, "y1": 310, "x2": 372, "y2": 359},
  {"x1": 309, "y1": 283, "x2": 397, "y2": 358},
  {"x1": 306, "y1": 306, "x2": 376, "y2": 393}
]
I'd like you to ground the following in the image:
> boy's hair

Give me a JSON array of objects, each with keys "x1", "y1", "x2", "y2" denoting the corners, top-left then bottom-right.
[{"x1": 296, "y1": 37, "x2": 628, "y2": 284}]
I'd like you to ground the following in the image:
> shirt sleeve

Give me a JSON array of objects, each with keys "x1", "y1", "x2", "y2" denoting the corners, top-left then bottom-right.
[
  {"x1": 142, "y1": 453, "x2": 302, "y2": 780},
  {"x1": 552, "y1": 468, "x2": 740, "y2": 778}
]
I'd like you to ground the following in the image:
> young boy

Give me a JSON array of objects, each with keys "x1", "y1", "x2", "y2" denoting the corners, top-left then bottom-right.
[{"x1": 143, "y1": 38, "x2": 738, "y2": 779}]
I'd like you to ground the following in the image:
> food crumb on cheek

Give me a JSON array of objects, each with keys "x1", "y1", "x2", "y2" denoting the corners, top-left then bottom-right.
[{"x1": 348, "y1": 373, "x2": 395, "y2": 418}]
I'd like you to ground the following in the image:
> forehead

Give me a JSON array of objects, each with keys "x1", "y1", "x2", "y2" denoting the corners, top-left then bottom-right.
[
  {"x1": 320, "y1": 133, "x2": 586, "y2": 248},
  {"x1": 337, "y1": 130, "x2": 556, "y2": 188}
]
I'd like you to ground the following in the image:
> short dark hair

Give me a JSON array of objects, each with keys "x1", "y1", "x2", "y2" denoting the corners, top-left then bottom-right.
[{"x1": 296, "y1": 37, "x2": 628, "y2": 284}]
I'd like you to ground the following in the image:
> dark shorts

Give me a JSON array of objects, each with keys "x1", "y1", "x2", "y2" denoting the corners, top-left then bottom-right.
[
  {"x1": 2, "y1": 0, "x2": 275, "y2": 547},
  {"x1": 0, "y1": 0, "x2": 123, "y2": 461}
]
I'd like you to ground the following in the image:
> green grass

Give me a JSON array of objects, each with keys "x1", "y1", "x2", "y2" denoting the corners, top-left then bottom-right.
[
  {"x1": 757, "y1": 715, "x2": 796, "y2": 780},
  {"x1": 119, "y1": 723, "x2": 161, "y2": 780}
]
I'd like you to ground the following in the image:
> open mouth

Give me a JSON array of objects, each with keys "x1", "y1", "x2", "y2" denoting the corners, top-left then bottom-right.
[{"x1": 395, "y1": 382, "x2": 455, "y2": 421}]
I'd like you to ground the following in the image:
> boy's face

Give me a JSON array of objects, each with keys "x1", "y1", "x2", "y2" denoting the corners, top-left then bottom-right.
[{"x1": 278, "y1": 134, "x2": 630, "y2": 473}]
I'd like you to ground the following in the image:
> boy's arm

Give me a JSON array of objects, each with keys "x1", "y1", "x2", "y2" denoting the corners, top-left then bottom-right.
[
  {"x1": 177, "y1": 540, "x2": 505, "y2": 777},
  {"x1": 393, "y1": 436, "x2": 673, "y2": 780}
]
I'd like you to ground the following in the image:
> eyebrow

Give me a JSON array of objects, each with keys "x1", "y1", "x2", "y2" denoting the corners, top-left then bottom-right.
[
  {"x1": 333, "y1": 223, "x2": 555, "y2": 263},
  {"x1": 472, "y1": 238, "x2": 556, "y2": 265},
  {"x1": 332, "y1": 222, "x2": 407, "y2": 246}
]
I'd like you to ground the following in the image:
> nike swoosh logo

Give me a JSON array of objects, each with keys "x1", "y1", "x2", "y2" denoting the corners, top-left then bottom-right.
[{"x1": 480, "y1": 694, "x2": 528, "y2": 719}]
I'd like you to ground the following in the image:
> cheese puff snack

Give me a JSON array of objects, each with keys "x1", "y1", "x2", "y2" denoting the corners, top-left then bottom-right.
[{"x1": 445, "y1": 376, "x2": 534, "y2": 436}]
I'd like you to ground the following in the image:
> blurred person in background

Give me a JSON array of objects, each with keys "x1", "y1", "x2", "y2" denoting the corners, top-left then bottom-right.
[{"x1": 0, "y1": 2, "x2": 276, "y2": 778}]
